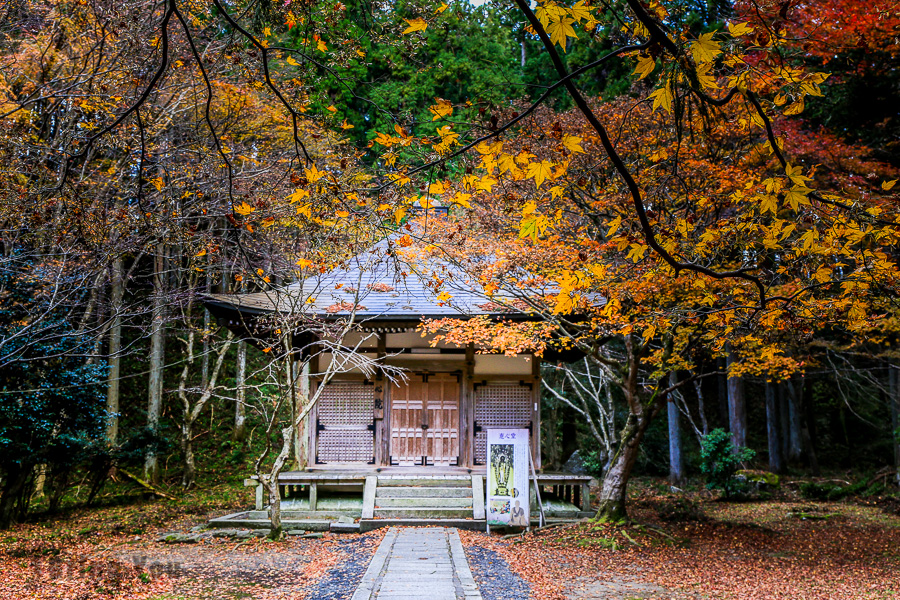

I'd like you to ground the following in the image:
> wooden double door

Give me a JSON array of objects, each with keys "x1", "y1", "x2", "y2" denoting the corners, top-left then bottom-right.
[{"x1": 389, "y1": 374, "x2": 460, "y2": 466}]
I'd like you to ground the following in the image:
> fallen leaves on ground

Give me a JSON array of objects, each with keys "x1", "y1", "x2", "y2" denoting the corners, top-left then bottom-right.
[{"x1": 460, "y1": 498, "x2": 900, "y2": 600}]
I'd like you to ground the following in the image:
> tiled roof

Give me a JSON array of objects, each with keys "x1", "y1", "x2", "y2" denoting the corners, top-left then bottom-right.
[{"x1": 203, "y1": 236, "x2": 531, "y2": 322}]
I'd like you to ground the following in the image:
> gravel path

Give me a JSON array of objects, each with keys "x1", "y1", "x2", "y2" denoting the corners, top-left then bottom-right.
[
  {"x1": 463, "y1": 545, "x2": 531, "y2": 600},
  {"x1": 307, "y1": 533, "x2": 382, "y2": 600}
]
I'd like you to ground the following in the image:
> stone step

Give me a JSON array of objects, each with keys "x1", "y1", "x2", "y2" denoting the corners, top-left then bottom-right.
[
  {"x1": 376, "y1": 477, "x2": 471, "y2": 487},
  {"x1": 376, "y1": 487, "x2": 472, "y2": 499},
  {"x1": 359, "y1": 518, "x2": 486, "y2": 532},
  {"x1": 373, "y1": 508, "x2": 474, "y2": 519},
  {"x1": 375, "y1": 497, "x2": 474, "y2": 509}
]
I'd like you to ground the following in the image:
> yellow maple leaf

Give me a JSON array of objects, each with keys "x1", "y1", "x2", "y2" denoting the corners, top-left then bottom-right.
[
  {"x1": 341, "y1": 119, "x2": 354, "y2": 129},
  {"x1": 727, "y1": 22, "x2": 754, "y2": 37},
  {"x1": 562, "y1": 134, "x2": 584, "y2": 153},
  {"x1": 428, "y1": 181, "x2": 446, "y2": 195},
  {"x1": 296, "y1": 258, "x2": 313, "y2": 268},
  {"x1": 151, "y1": 177, "x2": 164, "y2": 192},
  {"x1": 633, "y1": 54, "x2": 655, "y2": 80},
  {"x1": 429, "y1": 97, "x2": 453, "y2": 121},
  {"x1": 194, "y1": 248, "x2": 207, "y2": 257},
  {"x1": 305, "y1": 164, "x2": 326, "y2": 182},
  {"x1": 288, "y1": 188, "x2": 310, "y2": 203},
  {"x1": 526, "y1": 160, "x2": 554, "y2": 188},
  {"x1": 437, "y1": 291, "x2": 452, "y2": 302},
  {"x1": 649, "y1": 83, "x2": 673, "y2": 113},
  {"x1": 286, "y1": 56, "x2": 300, "y2": 66},
  {"x1": 452, "y1": 193, "x2": 473, "y2": 209},
  {"x1": 402, "y1": 18, "x2": 428, "y2": 34},
  {"x1": 435, "y1": 2, "x2": 448, "y2": 13},
  {"x1": 882, "y1": 179, "x2": 898, "y2": 191},
  {"x1": 234, "y1": 201, "x2": 255, "y2": 216},
  {"x1": 326, "y1": 105, "x2": 338, "y2": 113},
  {"x1": 356, "y1": 49, "x2": 366, "y2": 58},
  {"x1": 568, "y1": 0, "x2": 592, "y2": 22},
  {"x1": 546, "y1": 16, "x2": 577, "y2": 51},
  {"x1": 690, "y1": 32, "x2": 722, "y2": 64},
  {"x1": 783, "y1": 97, "x2": 805, "y2": 116},
  {"x1": 317, "y1": 39, "x2": 328, "y2": 53}
]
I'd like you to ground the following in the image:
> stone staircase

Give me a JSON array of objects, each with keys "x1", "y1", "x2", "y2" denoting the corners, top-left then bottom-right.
[{"x1": 359, "y1": 474, "x2": 485, "y2": 531}]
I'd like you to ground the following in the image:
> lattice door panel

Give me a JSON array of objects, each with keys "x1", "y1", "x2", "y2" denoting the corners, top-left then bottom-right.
[
  {"x1": 316, "y1": 381, "x2": 374, "y2": 464},
  {"x1": 390, "y1": 377, "x2": 427, "y2": 466},
  {"x1": 390, "y1": 375, "x2": 460, "y2": 466},
  {"x1": 424, "y1": 376, "x2": 460, "y2": 466},
  {"x1": 473, "y1": 383, "x2": 532, "y2": 464}
]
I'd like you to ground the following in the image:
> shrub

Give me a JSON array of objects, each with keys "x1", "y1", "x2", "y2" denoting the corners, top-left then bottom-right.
[{"x1": 700, "y1": 428, "x2": 756, "y2": 498}]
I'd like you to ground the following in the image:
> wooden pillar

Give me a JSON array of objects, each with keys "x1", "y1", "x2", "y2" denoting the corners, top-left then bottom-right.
[
  {"x1": 531, "y1": 354, "x2": 542, "y2": 470},
  {"x1": 307, "y1": 351, "x2": 320, "y2": 467},
  {"x1": 465, "y1": 343, "x2": 475, "y2": 468},
  {"x1": 376, "y1": 333, "x2": 388, "y2": 466}
]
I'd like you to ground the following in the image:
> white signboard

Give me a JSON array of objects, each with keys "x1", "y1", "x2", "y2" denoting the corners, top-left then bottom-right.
[{"x1": 486, "y1": 428, "x2": 530, "y2": 527}]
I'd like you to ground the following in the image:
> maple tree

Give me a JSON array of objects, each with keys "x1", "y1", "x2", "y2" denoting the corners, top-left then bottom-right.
[{"x1": 1, "y1": 0, "x2": 899, "y2": 528}]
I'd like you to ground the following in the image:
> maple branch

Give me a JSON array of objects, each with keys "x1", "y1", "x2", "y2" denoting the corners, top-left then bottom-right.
[
  {"x1": 514, "y1": 0, "x2": 769, "y2": 306},
  {"x1": 746, "y1": 91, "x2": 900, "y2": 228},
  {"x1": 172, "y1": 4, "x2": 236, "y2": 207},
  {"x1": 55, "y1": 0, "x2": 174, "y2": 192},
  {"x1": 210, "y1": 0, "x2": 312, "y2": 166},
  {"x1": 361, "y1": 42, "x2": 651, "y2": 193}
]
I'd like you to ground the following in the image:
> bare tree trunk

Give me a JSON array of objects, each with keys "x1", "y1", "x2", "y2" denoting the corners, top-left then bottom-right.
[
  {"x1": 594, "y1": 337, "x2": 663, "y2": 521},
  {"x1": 668, "y1": 373, "x2": 684, "y2": 485},
  {"x1": 234, "y1": 341, "x2": 247, "y2": 442},
  {"x1": 263, "y1": 426, "x2": 293, "y2": 540},
  {"x1": 595, "y1": 412, "x2": 655, "y2": 521},
  {"x1": 107, "y1": 256, "x2": 124, "y2": 444},
  {"x1": 778, "y1": 382, "x2": 790, "y2": 464},
  {"x1": 717, "y1": 357, "x2": 729, "y2": 430},
  {"x1": 145, "y1": 246, "x2": 166, "y2": 483},
  {"x1": 726, "y1": 350, "x2": 747, "y2": 449},
  {"x1": 890, "y1": 365, "x2": 900, "y2": 488},
  {"x1": 765, "y1": 381, "x2": 783, "y2": 473}
]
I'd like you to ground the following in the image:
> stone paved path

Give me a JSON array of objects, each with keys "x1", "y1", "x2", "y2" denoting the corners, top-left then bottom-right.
[{"x1": 351, "y1": 527, "x2": 482, "y2": 600}]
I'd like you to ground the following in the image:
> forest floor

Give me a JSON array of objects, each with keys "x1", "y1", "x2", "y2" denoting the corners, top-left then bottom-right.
[{"x1": 1, "y1": 480, "x2": 898, "y2": 600}]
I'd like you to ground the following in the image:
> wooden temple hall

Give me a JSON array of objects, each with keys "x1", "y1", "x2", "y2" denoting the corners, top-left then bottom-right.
[{"x1": 204, "y1": 237, "x2": 592, "y2": 531}]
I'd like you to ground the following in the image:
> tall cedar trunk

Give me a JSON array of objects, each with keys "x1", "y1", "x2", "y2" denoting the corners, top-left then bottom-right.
[
  {"x1": 717, "y1": 357, "x2": 729, "y2": 430},
  {"x1": 106, "y1": 257, "x2": 124, "y2": 444},
  {"x1": 778, "y1": 382, "x2": 790, "y2": 464},
  {"x1": 786, "y1": 376, "x2": 804, "y2": 462},
  {"x1": 802, "y1": 379, "x2": 820, "y2": 475},
  {"x1": 234, "y1": 341, "x2": 247, "y2": 442},
  {"x1": 668, "y1": 373, "x2": 684, "y2": 485},
  {"x1": 890, "y1": 365, "x2": 900, "y2": 487},
  {"x1": 145, "y1": 246, "x2": 166, "y2": 483},
  {"x1": 726, "y1": 350, "x2": 747, "y2": 449},
  {"x1": 765, "y1": 381, "x2": 784, "y2": 473}
]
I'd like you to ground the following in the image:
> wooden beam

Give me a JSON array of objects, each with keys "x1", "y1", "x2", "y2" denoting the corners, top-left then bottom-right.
[{"x1": 532, "y1": 354, "x2": 542, "y2": 470}]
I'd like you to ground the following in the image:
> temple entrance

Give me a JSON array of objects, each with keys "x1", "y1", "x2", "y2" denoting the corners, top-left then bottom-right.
[{"x1": 389, "y1": 374, "x2": 460, "y2": 466}]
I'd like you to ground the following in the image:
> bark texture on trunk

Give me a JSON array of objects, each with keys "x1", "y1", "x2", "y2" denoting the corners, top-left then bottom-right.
[
  {"x1": 145, "y1": 247, "x2": 166, "y2": 483},
  {"x1": 106, "y1": 257, "x2": 124, "y2": 444},
  {"x1": 668, "y1": 373, "x2": 684, "y2": 485},
  {"x1": 0, "y1": 465, "x2": 29, "y2": 530},
  {"x1": 717, "y1": 357, "x2": 729, "y2": 430},
  {"x1": 265, "y1": 426, "x2": 294, "y2": 540},
  {"x1": 234, "y1": 341, "x2": 247, "y2": 442},
  {"x1": 787, "y1": 376, "x2": 803, "y2": 462},
  {"x1": 890, "y1": 365, "x2": 900, "y2": 488},
  {"x1": 765, "y1": 382, "x2": 783, "y2": 473},
  {"x1": 726, "y1": 350, "x2": 747, "y2": 449}
]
